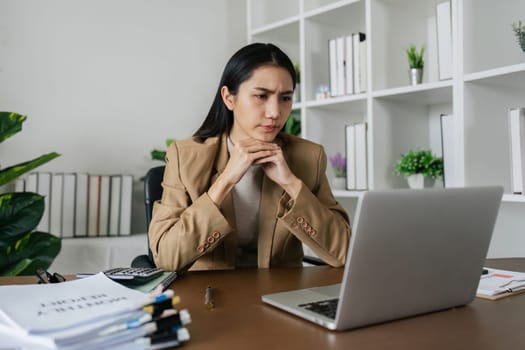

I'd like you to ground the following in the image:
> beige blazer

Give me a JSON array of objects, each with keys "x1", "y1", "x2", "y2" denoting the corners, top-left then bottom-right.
[{"x1": 149, "y1": 132, "x2": 351, "y2": 271}]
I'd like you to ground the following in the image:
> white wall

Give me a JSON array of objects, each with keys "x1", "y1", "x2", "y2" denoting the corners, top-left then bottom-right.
[{"x1": 0, "y1": 0, "x2": 247, "y2": 233}]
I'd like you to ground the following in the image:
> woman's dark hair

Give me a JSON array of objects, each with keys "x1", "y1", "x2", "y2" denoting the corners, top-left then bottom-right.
[{"x1": 193, "y1": 43, "x2": 296, "y2": 140}]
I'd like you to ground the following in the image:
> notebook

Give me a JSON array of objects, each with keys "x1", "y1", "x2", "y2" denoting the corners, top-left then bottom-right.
[{"x1": 262, "y1": 186, "x2": 503, "y2": 331}]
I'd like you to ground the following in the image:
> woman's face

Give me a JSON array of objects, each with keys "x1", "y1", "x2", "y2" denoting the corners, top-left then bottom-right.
[{"x1": 223, "y1": 65, "x2": 294, "y2": 143}]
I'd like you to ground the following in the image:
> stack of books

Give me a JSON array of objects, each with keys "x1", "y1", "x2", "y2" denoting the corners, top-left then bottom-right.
[
  {"x1": 328, "y1": 32, "x2": 367, "y2": 98},
  {"x1": 0, "y1": 273, "x2": 191, "y2": 349},
  {"x1": 15, "y1": 172, "x2": 133, "y2": 238}
]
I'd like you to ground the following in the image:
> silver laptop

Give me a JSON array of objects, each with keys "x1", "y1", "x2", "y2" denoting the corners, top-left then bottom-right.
[{"x1": 262, "y1": 186, "x2": 503, "y2": 330}]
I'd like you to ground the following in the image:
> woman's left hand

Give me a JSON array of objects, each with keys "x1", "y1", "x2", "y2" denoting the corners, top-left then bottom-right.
[{"x1": 255, "y1": 144, "x2": 302, "y2": 198}]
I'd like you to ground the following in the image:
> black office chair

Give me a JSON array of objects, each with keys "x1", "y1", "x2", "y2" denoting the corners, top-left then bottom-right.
[
  {"x1": 131, "y1": 164, "x2": 326, "y2": 267},
  {"x1": 131, "y1": 165, "x2": 165, "y2": 268}
]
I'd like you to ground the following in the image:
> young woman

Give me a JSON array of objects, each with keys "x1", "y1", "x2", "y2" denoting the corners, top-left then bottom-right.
[{"x1": 148, "y1": 43, "x2": 350, "y2": 271}]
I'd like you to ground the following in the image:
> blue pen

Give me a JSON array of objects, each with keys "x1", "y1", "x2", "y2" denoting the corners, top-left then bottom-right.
[
  {"x1": 151, "y1": 289, "x2": 174, "y2": 304},
  {"x1": 99, "y1": 312, "x2": 152, "y2": 336}
]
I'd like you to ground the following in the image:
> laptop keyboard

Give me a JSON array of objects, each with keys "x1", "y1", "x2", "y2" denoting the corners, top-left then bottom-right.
[{"x1": 298, "y1": 298, "x2": 339, "y2": 319}]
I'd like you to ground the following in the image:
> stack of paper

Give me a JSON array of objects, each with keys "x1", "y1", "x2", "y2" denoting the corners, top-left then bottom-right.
[
  {"x1": 477, "y1": 268, "x2": 525, "y2": 300},
  {"x1": 0, "y1": 273, "x2": 191, "y2": 349}
]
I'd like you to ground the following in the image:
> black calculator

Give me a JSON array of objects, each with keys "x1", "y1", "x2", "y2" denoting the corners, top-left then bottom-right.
[{"x1": 102, "y1": 267, "x2": 164, "y2": 284}]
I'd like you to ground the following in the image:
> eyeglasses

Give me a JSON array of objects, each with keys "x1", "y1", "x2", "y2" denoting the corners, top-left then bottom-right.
[{"x1": 36, "y1": 268, "x2": 66, "y2": 284}]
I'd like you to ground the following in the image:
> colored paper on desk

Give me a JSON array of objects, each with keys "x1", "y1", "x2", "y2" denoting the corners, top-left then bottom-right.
[{"x1": 476, "y1": 268, "x2": 525, "y2": 300}]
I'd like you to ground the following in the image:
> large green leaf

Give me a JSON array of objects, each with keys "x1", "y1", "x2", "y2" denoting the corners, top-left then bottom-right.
[
  {"x1": 0, "y1": 192, "x2": 44, "y2": 237},
  {"x1": 0, "y1": 152, "x2": 60, "y2": 187},
  {"x1": 0, "y1": 231, "x2": 61, "y2": 276},
  {"x1": 0, "y1": 111, "x2": 26, "y2": 143}
]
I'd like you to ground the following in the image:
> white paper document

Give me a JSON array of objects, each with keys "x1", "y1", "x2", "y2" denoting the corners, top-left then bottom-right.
[
  {"x1": 477, "y1": 268, "x2": 525, "y2": 296},
  {"x1": 0, "y1": 273, "x2": 150, "y2": 338}
]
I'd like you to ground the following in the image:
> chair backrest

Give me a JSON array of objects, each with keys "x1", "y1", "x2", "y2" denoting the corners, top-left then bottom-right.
[
  {"x1": 143, "y1": 165, "x2": 165, "y2": 264},
  {"x1": 145, "y1": 165, "x2": 165, "y2": 230}
]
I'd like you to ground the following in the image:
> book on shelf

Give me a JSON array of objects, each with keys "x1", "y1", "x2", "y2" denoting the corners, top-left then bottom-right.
[
  {"x1": 440, "y1": 113, "x2": 456, "y2": 187},
  {"x1": 329, "y1": 38, "x2": 338, "y2": 97},
  {"x1": 508, "y1": 107, "x2": 525, "y2": 194},
  {"x1": 345, "y1": 124, "x2": 356, "y2": 190},
  {"x1": 352, "y1": 32, "x2": 367, "y2": 94},
  {"x1": 108, "y1": 175, "x2": 122, "y2": 236},
  {"x1": 98, "y1": 175, "x2": 111, "y2": 236},
  {"x1": 14, "y1": 178, "x2": 25, "y2": 192},
  {"x1": 354, "y1": 122, "x2": 368, "y2": 190},
  {"x1": 344, "y1": 34, "x2": 354, "y2": 95},
  {"x1": 12, "y1": 171, "x2": 135, "y2": 238},
  {"x1": 61, "y1": 173, "x2": 76, "y2": 238},
  {"x1": 436, "y1": 1, "x2": 453, "y2": 80},
  {"x1": 36, "y1": 172, "x2": 51, "y2": 232},
  {"x1": 24, "y1": 172, "x2": 37, "y2": 193},
  {"x1": 49, "y1": 173, "x2": 63, "y2": 237},
  {"x1": 87, "y1": 175, "x2": 101, "y2": 237},
  {"x1": 119, "y1": 174, "x2": 133, "y2": 236},
  {"x1": 336, "y1": 36, "x2": 346, "y2": 97},
  {"x1": 74, "y1": 173, "x2": 89, "y2": 237}
]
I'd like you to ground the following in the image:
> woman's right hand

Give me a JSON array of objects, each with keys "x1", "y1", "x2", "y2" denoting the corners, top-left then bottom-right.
[{"x1": 207, "y1": 138, "x2": 278, "y2": 205}]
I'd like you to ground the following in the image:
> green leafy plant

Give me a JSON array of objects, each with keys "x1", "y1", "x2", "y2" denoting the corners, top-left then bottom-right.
[
  {"x1": 0, "y1": 112, "x2": 61, "y2": 276},
  {"x1": 284, "y1": 110, "x2": 301, "y2": 136},
  {"x1": 293, "y1": 62, "x2": 301, "y2": 85},
  {"x1": 394, "y1": 149, "x2": 443, "y2": 179},
  {"x1": 405, "y1": 45, "x2": 425, "y2": 69},
  {"x1": 512, "y1": 20, "x2": 525, "y2": 52},
  {"x1": 151, "y1": 138, "x2": 175, "y2": 162}
]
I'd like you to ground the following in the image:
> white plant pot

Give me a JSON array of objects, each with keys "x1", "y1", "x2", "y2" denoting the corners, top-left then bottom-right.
[
  {"x1": 406, "y1": 174, "x2": 435, "y2": 189},
  {"x1": 331, "y1": 177, "x2": 346, "y2": 190}
]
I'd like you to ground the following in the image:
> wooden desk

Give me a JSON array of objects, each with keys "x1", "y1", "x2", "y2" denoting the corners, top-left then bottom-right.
[{"x1": 1, "y1": 259, "x2": 525, "y2": 349}]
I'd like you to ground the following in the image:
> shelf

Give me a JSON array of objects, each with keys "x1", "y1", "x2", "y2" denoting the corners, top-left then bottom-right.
[
  {"x1": 463, "y1": 0, "x2": 525, "y2": 74},
  {"x1": 372, "y1": 80, "x2": 453, "y2": 105},
  {"x1": 304, "y1": 0, "x2": 361, "y2": 16},
  {"x1": 248, "y1": 0, "x2": 299, "y2": 30},
  {"x1": 248, "y1": 0, "x2": 525, "y2": 204},
  {"x1": 305, "y1": 93, "x2": 366, "y2": 108},
  {"x1": 464, "y1": 62, "x2": 525, "y2": 87},
  {"x1": 250, "y1": 15, "x2": 300, "y2": 36}
]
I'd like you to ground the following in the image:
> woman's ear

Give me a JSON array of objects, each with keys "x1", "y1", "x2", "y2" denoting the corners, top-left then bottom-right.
[{"x1": 221, "y1": 86, "x2": 235, "y2": 111}]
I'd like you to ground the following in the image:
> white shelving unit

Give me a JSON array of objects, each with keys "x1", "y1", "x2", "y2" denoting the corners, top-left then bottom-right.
[{"x1": 246, "y1": 0, "x2": 525, "y2": 204}]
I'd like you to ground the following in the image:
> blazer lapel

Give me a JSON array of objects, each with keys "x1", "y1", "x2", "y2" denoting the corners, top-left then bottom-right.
[{"x1": 258, "y1": 175, "x2": 284, "y2": 268}]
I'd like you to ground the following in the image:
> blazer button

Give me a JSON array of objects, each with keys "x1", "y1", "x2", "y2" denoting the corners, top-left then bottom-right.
[
  {"x1": 301, "y1": 222, "x2": 308, "y2": 230},
  {"x1": 212, "y1": 231, "x2": 221, "y2": 239},
  {"x1": 203, "y1": 242, "x2": 210, "y2": 249},
  {"x1": 311, "y1": 229, "x2": 317, "y2": 237},
  {"x1": 296, "y1": 217, "x2": 304, "y2": 224},
  {"x1": 197, "y1": 245, "x2": 205, "y2": 253},
  {"x1": 207, "y1": 236, "x2": 215, "y2": 244}
]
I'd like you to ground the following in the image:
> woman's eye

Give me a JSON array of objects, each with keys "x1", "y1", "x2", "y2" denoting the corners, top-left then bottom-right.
[
  {"x1": 281, "y1": 95, "x2": 293, "y2": 102},
  {"x1": 255, "y1": 94, "x2": 267, "y2": 100}
]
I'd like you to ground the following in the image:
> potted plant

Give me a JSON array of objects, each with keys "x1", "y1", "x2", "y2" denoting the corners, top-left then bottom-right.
[
  {"x1": 512, "y1": 20, "x2": 525, "y2": 52},
  {"x1": 394, "y1": 149, "x2": 443, "y2": 189},
  {"x1": 151, "y1": 138, "x2": 175, "y2": 162},
  {"x1": 329, "y1": 152, "x2": 347, "y2": 189},
  {"x1": 0, "y1": 111, "x2": 61, "y2": 276},
  {"x1": 293, "y1": 62, "x2": 301, "y2": 102},
  {"x1": 284, "y1": 110, "x2": 301, "y2": 136},
  {"x1": 405, "y1": 45, "x2": 425, "y2": 85}
]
